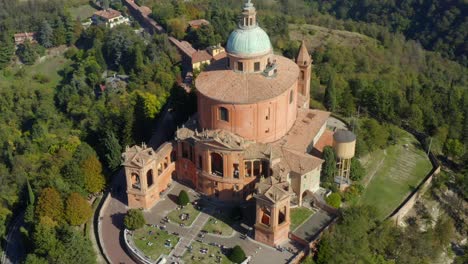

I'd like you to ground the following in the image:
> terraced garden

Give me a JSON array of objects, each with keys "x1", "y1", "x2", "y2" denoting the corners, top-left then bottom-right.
[{"x1": 358, "y1": 130, "x2": 432, "y2": 219}]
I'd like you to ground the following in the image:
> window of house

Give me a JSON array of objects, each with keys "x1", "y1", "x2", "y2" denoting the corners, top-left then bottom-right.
[
  {"x1": 227, "y1": 57, "x2": 230, "y2": 68},
  {"x1": 237, "y1": 62, "x2": 243, "y2": 72},
  {"x1": 249, "y1": 18, "x2": 253, "y2": 26},
  {"x1": 219, "y1": 107, "x2": 229, "y2": 122},
  {"x1": 254, "y1": 62, "x2": 260, "y2": 71},
  {"x1": 301, "y1": 70, "x2": 305, "y2": 80},
  {"x1": 289, "y1": 89, "x2": 294, "y2": 104}
]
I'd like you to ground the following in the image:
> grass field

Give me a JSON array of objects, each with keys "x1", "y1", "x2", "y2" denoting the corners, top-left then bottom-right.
[
  {"x1": 290, "y1": 207, "x2": 315, "y2": 231},
  {"x1": 289, "y1": 23, "x2": 377, "y2": 49},
  {"x1": 0, "y1": 48, "x2": 70, "y2": 89},
  {"x1": 182, "y1": 241, "x2": 232, "y2": 264},
  {"x1": 203, "y1": 215, "x2": 234, "y2": 236},
  {"x1": 358, "y1": 130, "x2": 432, "y2": 219},
  {"x1": 68, "y1": 4, "x2": 98, "y2": 21},
  {"x1": 133, "y1": 226, "x2": 180, "y2": 261},
  {"x1": 166, "y1": 204, "x2": 200, "y2": 226}
]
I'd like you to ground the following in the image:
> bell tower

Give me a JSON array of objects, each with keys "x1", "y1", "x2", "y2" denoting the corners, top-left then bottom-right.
[
  {"x1": 122, "y1": 144, "x2": 159, "y2": 209},
  {"x1": 296, "y1": 40, "x2": 312, "y2": 108},
  {"x1": 254, "y1": 177, "x2": 292, "y2": 246}
]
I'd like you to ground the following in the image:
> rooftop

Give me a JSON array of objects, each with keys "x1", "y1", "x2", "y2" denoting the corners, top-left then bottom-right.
[
  {"x1": 196, "y1": 55, "x2": 299, "y2": 104},
  {"x1": 188, "y1": 19, "x2": 210, "y2": 28},
  {"x1": 333, "y1": 129, "x2": 356, "y2": 143},
  {"x1": 94, "y1": 8, "x2": 122, "y2": 20},
  {"x1": 274, "y1": 108, "x2": 330, "y2": 153}
]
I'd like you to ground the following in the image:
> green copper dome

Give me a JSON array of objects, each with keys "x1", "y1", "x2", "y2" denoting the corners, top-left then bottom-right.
[{"x1": 226, "y1": 26, "x2": 272, "y2": 56}]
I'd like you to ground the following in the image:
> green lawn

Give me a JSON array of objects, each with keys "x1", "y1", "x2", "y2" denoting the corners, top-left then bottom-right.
[
  {"x1": 0, "y1": 49, "x2": 70, "y2": 89},
  {"x1": 132, "y1": 226, "x2": 180, "y2": 261},
  {"x1": 182, "y1": 241, "x2": 232, "y2": 264},
  {"x1": 202, "y1": 216, "x2": 234, "y2": 237},
  {"x1": 166, "y1": 204, "x2": 200, "y2": 226},
  {"x1": 358, "y1": 130, "x2": 432, "y2": 219},
  {"x1": 68, "y1": 4, "x2": 98, "y2": 21},
  {"x1": 290, "y1": 207, "x2": 315, "y2": 231}
]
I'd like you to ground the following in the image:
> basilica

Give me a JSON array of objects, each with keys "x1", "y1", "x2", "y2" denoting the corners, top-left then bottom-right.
[{"x1": 122, "y1": 0, "x2": 336, "y2": 246}]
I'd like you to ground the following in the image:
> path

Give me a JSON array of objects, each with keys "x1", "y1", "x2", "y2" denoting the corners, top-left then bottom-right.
[
  {"x1": 100, "y1": 105, "x2": 177, "y2": 264},
  {"x1": 170, "y1": 209, "x2": 212, "y2": 258},
  {"x1": 2, "y1": 212, "x2": 25, "y2": 264}
]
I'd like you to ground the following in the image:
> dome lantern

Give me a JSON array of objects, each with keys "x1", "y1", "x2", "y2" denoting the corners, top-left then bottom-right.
[{"x1": 226, "y1": 0, "x2": 272, "y2": 58}]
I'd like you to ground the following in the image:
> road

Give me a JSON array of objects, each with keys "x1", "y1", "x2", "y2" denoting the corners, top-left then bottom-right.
[
  {"x1": 100, "y1": 105, "x2": 177, "y2": 264},
  {"x1": 2, "y1": 212, "x2": 26, "y2": 264}
]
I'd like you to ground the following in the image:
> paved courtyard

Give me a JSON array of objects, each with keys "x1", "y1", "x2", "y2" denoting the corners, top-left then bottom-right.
[{"x1": 128, "y1": 182, "x2": 301, "y2": 264}]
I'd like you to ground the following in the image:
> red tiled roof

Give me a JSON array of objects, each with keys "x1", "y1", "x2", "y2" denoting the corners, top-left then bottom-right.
[
  {"x1": 94, "y1": 9, "x2": 122, "y2": 20},
  {"x1": 275, "y1": 109, "x2": 330, "y2": 153},
  {"x1": 196, "y1": 55, "x2": 299, "y2": 104},
  {"x1": 192, "y1": 50, "x2": 212, "y2": 63},
  {"x1": 313, "y1": 129, "x2": 334, "y2": 154},
  {"x1": 188, "y1": 19, "x2": 210, "y2": 28}
]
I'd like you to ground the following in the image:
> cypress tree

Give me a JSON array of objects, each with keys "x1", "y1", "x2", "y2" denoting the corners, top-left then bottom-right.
[
  {"x1": 103, "y1": 131, "x2": 122, "y2": 171},
  {"x1": 324, "y1": 72, "x2": 337, "y2": 112}
]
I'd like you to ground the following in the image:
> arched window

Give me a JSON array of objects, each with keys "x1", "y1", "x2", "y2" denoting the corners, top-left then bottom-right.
[
  {"x1": 210, "y1": 152, "x2": 224, "y2": 176},
  {"x1": 260, "y1": 207, "x2": 271, "y2": 226},
  {"x1": 289, "y1": 89, "x2": 294, "y2": 104},
  {"x1": 147, "y1": 169, "x2": 154, "y2": 187},
  {"x1": 219, "y1": 107, "x2": 229, "y2": 122},
  {"x1": 131, "y1": 173, "x2": 141, "y2": 190},
  {"x1": 278, "y1": 206, "x2": 287, "y2": 225}
]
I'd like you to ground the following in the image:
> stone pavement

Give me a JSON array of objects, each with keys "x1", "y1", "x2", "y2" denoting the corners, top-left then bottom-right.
[
  {"x1": 139, "y1": 182, "x2": 299, "y2": 264},
  {"x1": 170, "y1": 208, "x2": 212, "y2": 258}
]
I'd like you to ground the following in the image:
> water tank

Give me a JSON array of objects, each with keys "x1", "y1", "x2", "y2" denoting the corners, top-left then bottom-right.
[{"x1": 332, "y1": 130, "x2": 356, "y2": 159}]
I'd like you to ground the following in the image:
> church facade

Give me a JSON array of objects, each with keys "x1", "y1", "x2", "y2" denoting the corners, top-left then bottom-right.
[{"x1": 122, "y1": 0, "x2": 334, "y2": 246}]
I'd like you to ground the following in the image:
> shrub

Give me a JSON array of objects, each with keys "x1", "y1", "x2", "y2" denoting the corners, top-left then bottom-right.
[
  {"x1": 33, "y1": 73, "x2": 50, "y2": 84},
  {"x1": 228, "y1": 245, "x2": 246, "y2": 263},
  {"x1": 326, "y1": 193, "x2": 342, "y2": 208},
  {"x1": 65, "y1": 192, "x2": 92, "y2": 226},
  {"x1": 178, "y1": 190, "x2": 190, "y2": 206},
  {"x1": 124, "y1": 209, "x2": 145, "y2": 230}
]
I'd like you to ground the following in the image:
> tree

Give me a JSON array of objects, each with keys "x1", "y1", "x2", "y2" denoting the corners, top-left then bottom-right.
[
  {"x1": 16, "y1": 41, "x2": 38, "y2": 65},
  {"x1": 36, "y1": 187, "x2": 63, "y2": 223},
  {"x1": 444, "y1": 139, "x2": 464, "y2": 160},
  {"x1": 325, "y1": 193, "x2": 341, "y2": 208},
  {"x1": 53, "y1": 18, "x2": 67, "y2": 46},
  {"x1": 24, "y1": 254, "x2": 48, "y2": 264},
  {"x1": 324, "y1": 72, "x2": 337, "y2": 111},
  {"x1": 0, "y1": 31, "x2": 14, "y2": 69},
  {"x1": 178, "y1": 190, "x2": 190, "y2": 206},
  {"x1": 124, "y1": 209, "x2": 145, "y2": 230},
  {"x1": 32, "y1": 222, "x2": 58, "y2": 256},
  {"x1": 81, "y1": 156, "x2": 105, "y2": 194},
  {"x1": 321, "y1": 146, "x2": 336, "y2": 185},
  {"x1": 65, "y1": 193, "x2": 92, "y2": 226},
  {"x1": 167, "y1": 18, "x2": 187, "y2": 39},
  {"x1": 350, "y1": 158, "x2": 365, "y2": 181},
  {"x1": 38, "y1": 20, "x2": 54, "y2": 48},
  {"x1": 102, "y1": 131, "x2": 122, "y2": 171},
  {"x1": 229, "y1": 245, "x2": 246, "y2": 263}
]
